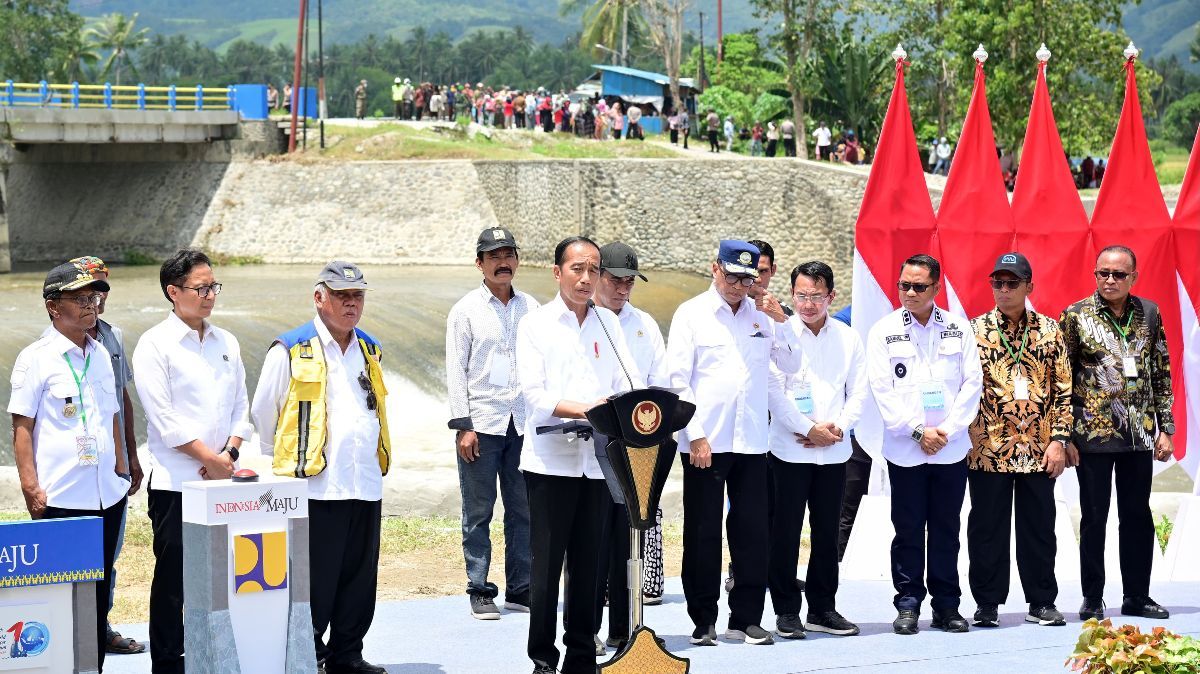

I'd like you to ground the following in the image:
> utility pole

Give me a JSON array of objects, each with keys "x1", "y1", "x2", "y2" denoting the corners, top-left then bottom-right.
[
  {"x1": 288, "y1": 0, "x2": 307, "y2": 153},
  {"x1": 716, "y1": 0, "x2": 723, "y2": 62},
  {"x1": 620, "y1": 0, "x2": 629, "y2": 67},
  {"x1": 318, "y1": 0, "x2": 325, "y2": 148},
  {"x1": 698, "y1": 11, "x2": 707, "y2": 90}
]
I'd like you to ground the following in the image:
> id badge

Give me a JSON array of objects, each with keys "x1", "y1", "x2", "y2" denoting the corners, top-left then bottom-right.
[
  {"x1": 488, "y1": 353, "x2": 511, "y2": 387},
  {"x1": 77, "y1": 435, "x2": 99, "y2": 466},
  {"x1": 1123, "y1": 356, "x2": 1138, "y2": 378},
  {"x1": 1014, "y1": 372, "x2": 1030, "y2": 401},
  {"x1": 793, "y1": 382, "x2": 814, "y2": 415},
  {"x1": 921, "y1": 381, "x2": 945, "y2": 411}
]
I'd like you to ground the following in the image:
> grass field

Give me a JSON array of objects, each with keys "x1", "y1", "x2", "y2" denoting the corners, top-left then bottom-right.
[{"x1": 293, "y1": 122, "x2": 681, "y2": 162}]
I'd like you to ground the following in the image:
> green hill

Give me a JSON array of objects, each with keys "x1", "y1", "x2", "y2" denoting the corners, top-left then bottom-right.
[{"x1": 71, "y1": 0, "x2": 1198, "y2": 70}]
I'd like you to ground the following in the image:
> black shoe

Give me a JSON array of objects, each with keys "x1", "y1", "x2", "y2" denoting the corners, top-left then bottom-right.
[
  {"x1": 795, "y1": 578, "x2": 806, "y2": 592},
  {"x1": 1079, "y1": 597, "x2": 1105, "y2": 621},
  {"x1": 326, "y1": 659, "x2": 387, "y2": 674},
  {"x1": 470, "y1": 593, "x2": 501, "y2": 620},
  {"x1": 774, "y1": 613, "x2": 806, "y2": 639},
  {"x1": 504, "y1": 591, "x2": 530, "y2": 613},
  {"x1": 725, "y1": 624, "x2": 774, "y2": 645},
  {"x1": 1027, "y1": 604, "x2": 1066, "y2": 626},
  {"x1": 690, "y1": 625, "x2": 717, "y2": 646},
  {"x1": 1121, "y1": 596, "x2": 1170, "y2": 620},
  {"x1": 532, "y1": 665, "x2": 556, "y2": 674},
  {"x1": 804, "y1": 610, "x2": 860, "y2": 636},
  {"x1": 893, "y1": 609, "x2": 919, "y2": 635},
  {"x1": 973, "y1": 604, "x2": 999, "y2": 627},
  {"x1": 931, "y1": 610, "x2": 969, "y2": 633}
]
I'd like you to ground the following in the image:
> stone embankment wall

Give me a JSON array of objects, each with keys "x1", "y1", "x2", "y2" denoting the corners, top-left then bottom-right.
[{"x1": 9, "y1": 152, "x2": 948, "y2": 298}]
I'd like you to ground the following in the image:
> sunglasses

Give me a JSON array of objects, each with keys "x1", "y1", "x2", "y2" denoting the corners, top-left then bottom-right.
[
  {"x1": 897, "y1": 281, "x2": 932, "y2": 293},
  {"x1": 989, "y1": 279, "x2": 1024, "y2": 290},
  {"x1": 358, "y1": 373, "x2": 378, "y2": 411},
  {"x1": 721, "y1": 270, "x2": 756, "y2": 288},
  {"x1": 1095, "y1": 270, "x2": 1131, "y2": 281}
]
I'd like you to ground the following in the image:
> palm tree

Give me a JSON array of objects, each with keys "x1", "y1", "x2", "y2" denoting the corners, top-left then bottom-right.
[
  {"x1": 560, "y1": 0, "x2": 644, "y2": 66},
  {"x1": 87, "y1": 12, "x2": 150, "y2": 86},
  {"x1": 58, "y1": 29, "x2": 101, "y2": 83}
]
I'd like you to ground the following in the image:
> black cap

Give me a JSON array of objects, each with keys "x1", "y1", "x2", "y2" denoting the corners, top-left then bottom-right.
[
  {"x1": 316, "y1": 261, "x2": 370, "y2": 290},
  {"x1": 599, "y1": 242, "x2": 648, "y2": 282},
  {"x1": 990, "y1": 252, "x2": 1032, "y2": 280},
  {"x1": 43, "y1": 260, "x2": 110, "y2": 299},
  {"x1": 477, "y1": 227, "x2": 520, "y2": 254}
]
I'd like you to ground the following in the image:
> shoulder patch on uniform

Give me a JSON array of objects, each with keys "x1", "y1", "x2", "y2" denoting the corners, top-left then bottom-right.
[{"x1": 10, "y1": 362, "x2": 28, "y2": 389}]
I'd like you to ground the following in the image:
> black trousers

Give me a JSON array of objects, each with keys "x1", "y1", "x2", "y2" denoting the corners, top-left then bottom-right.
[
  {"x1": 309, "y1": 499, "x2": 382, "y2": 666},
  {"x1": 1077, "y1": 450, "x2": 1154, "y2": 600},
  {"x1": 681, "y1": 452, "x2": 769, "y2": 631},
  {"x1": 148, "y1": 489, "x2": 185, "y2": 674},
  {"x1": 708, "y1": 130, "x2": 719, "y2": 151},
  {"x1": 43, "y1": 497, "x2": 125, "y2": 673},
  {"x1": 838, "y1": 446, "x2": 872, "y2": 560},
  {"x1": 525, "y1": 471, "x2": 606, "y2": 674},
  {"x1": 967, "y1": 470, "x2": 1058, "y2": 607},
  {"x1": 887, "y1": 459, "x2": 967, "y2": 613},
  {"x1": 767, "y1": 456, "x2": 845, "y2": 615},
  {"x1": 595, "y1": 499, "x2": 630, "y2": 642},
  {"x1": 784, "y1": 138, "x2": 797, "y2": 156}
]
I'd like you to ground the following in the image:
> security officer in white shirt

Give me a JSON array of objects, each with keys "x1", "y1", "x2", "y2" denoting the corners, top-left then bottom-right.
[
  {"x1": 591, "y1": 241, "x2": 669, "y2": 650},
  {"x1": 252, "y1": 262, "x2": 390, "y2": 674},
  {"x1": 9, "y1": 261, "x2": 130, "y2": 672},
  {"x1": 766, "y1": 261, "x2": 867, "y2": 640},
  {"x1": 516, "y1": 236, "x2": 638, "y2": 674},
  {"x1": 666, "y1": 239, "x2": 802, "y2": 647},
  {"x1": 865, "y1": 254, "x2": 983, "y2": 636},
  {"x1": 133, "y1": 249, "x2": 252, "y2": 674}
]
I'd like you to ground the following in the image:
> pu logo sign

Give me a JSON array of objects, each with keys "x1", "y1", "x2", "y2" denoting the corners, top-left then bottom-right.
[
  {"x1": 233, "y1": 531, "x2": 288, "y2": 594},
  {"x1": 0, "y1": 620, "x2": 50, "y2": 660}
]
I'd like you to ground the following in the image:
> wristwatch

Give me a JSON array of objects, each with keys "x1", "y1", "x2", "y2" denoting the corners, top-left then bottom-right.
[
  {"x1": 219, "y1": 445, "x2": 240, "y2": 461},
  {"x1": 911, "y1": 425, "x2": 925, "y2": 443}
]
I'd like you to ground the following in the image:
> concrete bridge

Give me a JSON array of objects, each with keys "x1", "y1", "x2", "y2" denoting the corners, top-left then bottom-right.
[{"x1": 0, "y1": 82, "x2": 276, "y2": 272}]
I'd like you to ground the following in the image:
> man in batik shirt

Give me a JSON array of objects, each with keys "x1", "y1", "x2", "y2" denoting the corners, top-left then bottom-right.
[
  {"x1": 967, "y1": 253, "x2": 1071, "y2": 629},
  {"x1": 1059, "y1": 245, "x2": 1174, "y2": 622}
]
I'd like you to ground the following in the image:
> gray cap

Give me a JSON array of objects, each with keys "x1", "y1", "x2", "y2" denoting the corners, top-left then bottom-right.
[{"x1": 317, "y1": 261, "x2": 370, "y2": 290}]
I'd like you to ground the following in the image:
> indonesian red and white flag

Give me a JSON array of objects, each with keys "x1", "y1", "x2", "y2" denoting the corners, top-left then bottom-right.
[
  {"x1": 935, "y1": 59, "x2": 1015, "y2": 320},
  {"x1": 851, "y1": 56, "x2": 937, "y2": 460},
  {"x1": 1172, "y1": 125, "x2": 1200, "y2": 483},
  {"x1": 1090, "y1": 56, "x2": 1189, "y2": 470},
  {"x1": 1011, "y1": 57, "x2": 1094, "y2": 320}
]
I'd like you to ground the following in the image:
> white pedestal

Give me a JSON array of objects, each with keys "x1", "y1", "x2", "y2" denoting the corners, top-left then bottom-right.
[{"x1": 840, "y1": 495, "x2": 894, "y2": 581}]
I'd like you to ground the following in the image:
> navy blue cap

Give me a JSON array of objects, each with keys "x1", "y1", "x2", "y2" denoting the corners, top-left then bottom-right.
[{"x1": 717, "y1": 240, "x2": 760, "y2": 277}]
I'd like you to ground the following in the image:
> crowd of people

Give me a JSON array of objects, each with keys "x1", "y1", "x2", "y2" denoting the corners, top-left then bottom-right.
[{"x1": 9, "y1": 234, "x2": 1175, "y2": 674}]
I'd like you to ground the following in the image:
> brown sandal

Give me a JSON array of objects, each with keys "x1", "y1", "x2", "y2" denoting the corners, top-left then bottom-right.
[{"x1": 106, "y1": 630, "x2": 146, "y2": 654}]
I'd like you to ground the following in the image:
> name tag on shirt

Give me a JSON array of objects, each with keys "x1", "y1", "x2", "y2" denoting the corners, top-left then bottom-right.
[
  {"x1": 1014, "y1": 374, "x2": 1030, "y2": 401},
  {"x1": 921, "y1": 381, "x2": 945, "y2": 411},
  {"x1": 1123, "y1": 356, "x2": 1138, "y2": 378},
  {"x1": 488, "y1": 354, "x2": 511, "y2": 387},
  {"x1": 793, "y1": 382, "x2": 814, "y2": 415},
  {"x1": 77, "y1": 435, "x2": 99, "y2": 466}
]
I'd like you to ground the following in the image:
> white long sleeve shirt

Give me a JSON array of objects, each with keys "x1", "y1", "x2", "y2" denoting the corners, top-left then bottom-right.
[
  {"x1": 252, "y1": 318, "x2": 383, "y2": 501},
  {"x1": 865, "y1": 307, "x2": 983, "y2": 467},
  {"x1": 516, "y1": 294, "x2": 638, "y2": 478},
  {"x1": 445, "y1": 283, "x2": 540, "y2": 436},
  {"x1": 8, "y1": 330, "x2": 128, "y2": 510},
  {"x1": 666, "y1": 285, "x2": 803, "y2": 454},
  {"x1": 616, "y1": 301, "x2": 669, "y2": 388},
  {"x1": 132, "y1": 311, "x2": 252, "y2": 492},
  {"x1": 767, "y1": 316, "x2": 868, "y2": 464}
]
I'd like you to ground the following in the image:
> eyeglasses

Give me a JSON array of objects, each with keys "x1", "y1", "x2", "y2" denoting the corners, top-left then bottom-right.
[
  {"x1": 174, "y1": 283, "x2": 223, "y2": 298},
  {"x1": 989, "y1": 279, "x2": 1024, "y2": 290},
  {"x1": 1095, "y1": 270, "x2": 1131, "y2": 281},
  {"x1": 720, "y1": 270, "x2": 756, "y2": 287},
  {"x1": 793, "y1": 293, "x2": 831, "y2": 305},
  {"x1": 358, "y1": 373, "x2": 378, "y2": 411},
  {"x1": 897, "y1": 281, "x2": 932, "y2": 293},
  {"x1": 57, "y1": 293, "x2": 103, "y2": 308}
]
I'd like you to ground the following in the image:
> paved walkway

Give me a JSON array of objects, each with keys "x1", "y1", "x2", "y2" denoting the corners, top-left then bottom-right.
[{"x1": 103, "y1": 576, "x2": 1199, "y2": 673}]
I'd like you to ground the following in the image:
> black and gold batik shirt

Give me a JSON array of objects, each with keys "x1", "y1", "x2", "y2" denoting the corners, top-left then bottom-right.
[{"x1": 968, "y1": 309, "x2": 1072, "y2": 472}]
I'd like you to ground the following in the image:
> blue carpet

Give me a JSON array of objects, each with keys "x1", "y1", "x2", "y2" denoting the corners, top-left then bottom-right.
[{"x1": 104, "y1": 578, "x2": 1200, "y2": 673}]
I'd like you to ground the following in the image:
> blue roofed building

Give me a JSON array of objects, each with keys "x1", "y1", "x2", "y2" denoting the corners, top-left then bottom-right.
[{"x1": 572, "y1": 65, "x2": 698, "y2": 135}]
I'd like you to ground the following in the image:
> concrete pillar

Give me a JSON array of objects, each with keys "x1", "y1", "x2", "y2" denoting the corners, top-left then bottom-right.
[{"x1": 0, "y1": 155, "x2": 10, "y2": 273}]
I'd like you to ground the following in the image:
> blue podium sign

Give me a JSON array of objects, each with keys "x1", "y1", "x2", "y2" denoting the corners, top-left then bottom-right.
[{"x1": 0, "y1": 517, "x2": 103, "y2": 589}]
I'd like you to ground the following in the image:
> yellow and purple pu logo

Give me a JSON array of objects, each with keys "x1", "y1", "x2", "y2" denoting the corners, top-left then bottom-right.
[{"x1": 233, "y1": 531, "x2": 288, "y2": 594}]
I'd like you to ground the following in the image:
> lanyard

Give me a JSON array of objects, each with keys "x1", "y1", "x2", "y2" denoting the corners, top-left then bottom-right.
[
  {"x1": 1103, "y1": 306, "x2": 1135, "y2": 346},
  {"x1": 996, "y1": 313, "x2": 1030, "y2": 372},
  {"x1": 63, "y1": 351, "x2": 92, "y2": 428}
]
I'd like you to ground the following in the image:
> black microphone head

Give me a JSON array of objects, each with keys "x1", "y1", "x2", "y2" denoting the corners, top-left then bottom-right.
[{"x1": 586, "y1": 299, "x2": 596, "y2": 308}]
